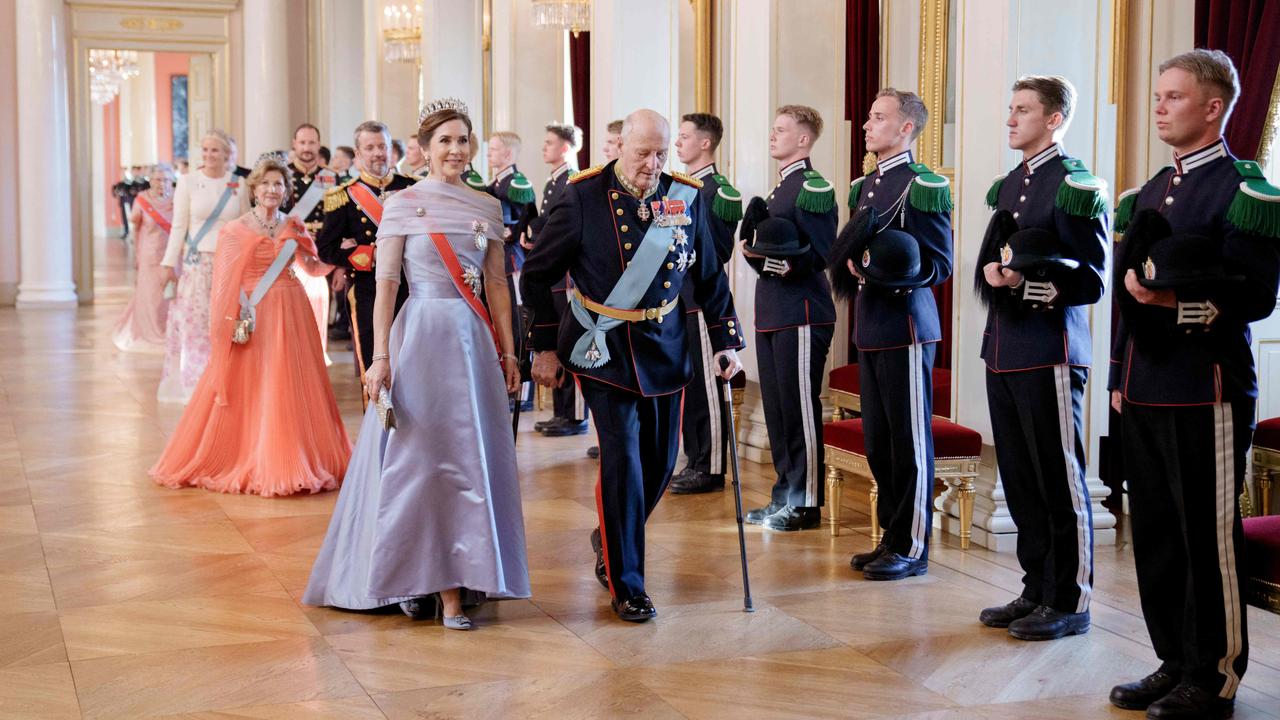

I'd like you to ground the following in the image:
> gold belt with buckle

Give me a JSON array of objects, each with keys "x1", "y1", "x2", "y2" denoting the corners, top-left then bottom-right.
[
  {"x1": 574, "y1": 289, "x2": 679, "y2": 324},
  {"x1": 305, "y1": 221, "x2": 324, "y2": 233}
]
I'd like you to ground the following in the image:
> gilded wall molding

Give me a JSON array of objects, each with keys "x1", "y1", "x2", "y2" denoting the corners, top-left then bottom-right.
[{"x1": 917, "y1": 0, "x2": 949, "y2": 172}]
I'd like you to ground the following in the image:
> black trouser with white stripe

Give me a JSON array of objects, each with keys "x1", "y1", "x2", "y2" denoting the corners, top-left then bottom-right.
[
  {"x1": 1123, "y1": 400, "x2": 1252, "y2": 699},
  {"x1": 680, "y1": 313, "x2": 729, "y2": 475},
  {"x1": 581, "y1": 379, "x2": 681, "y2": 601},
  {"x1": 987, "y1": 365, "x2": 1094, "y2": 613},
  {"x1": 757, "y1": 324, "x2": 833, "y2": 508},
  {"x1": 551, "y1": 290, "x2": 585, "y2": 421},
  {"x1": 859, "y1": 342, "x2": 935, "y2": 560}
]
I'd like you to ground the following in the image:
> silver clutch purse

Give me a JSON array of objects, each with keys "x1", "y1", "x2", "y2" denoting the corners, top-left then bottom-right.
[{"x1": 375, "y1": 388, "x2": 396, "y2": 430}]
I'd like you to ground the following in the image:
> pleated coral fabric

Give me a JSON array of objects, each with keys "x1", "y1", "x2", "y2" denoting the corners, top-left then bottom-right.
[{"x1": 150, "y1": 215, "x2": 351, "y2": 497}]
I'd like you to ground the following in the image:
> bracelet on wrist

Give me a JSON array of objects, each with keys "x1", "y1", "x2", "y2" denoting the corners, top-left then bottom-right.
[
  {"x1": 502, "y1": 353, "x2": 519, "y2": 361},
  {"x1": 372, "y1": 353, "x2": 390, "y2": 362}
]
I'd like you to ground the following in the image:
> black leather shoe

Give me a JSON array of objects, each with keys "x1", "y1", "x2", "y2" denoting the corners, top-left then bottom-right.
[
  {"x1": 534, "y1": 417, "x2": 561, "y2": 432},
  {"x1": 586, "y1": 445, "x2": 600, "y2": 459},
  {"x1": 590, "y1": 528, "x2": 608, "y2": 590},
  {"x1": 1007, "y1": 606, "x2": 1090, "y2": 640},
  {"x1": 979, "y1": 596, "x2": 1039, "y2": 628},
  {"x1": 1146, "y1": 682, "x2": 1234, "y2": 719},
  {"x1": 543, "y1": 419, "x2": 589, "y2": 437},
  {"x1": 612, "y1": 594, "x2": 657, "y2": 622},
  {"x1": 669, "y1": 471, "x2": 726, "y2": 495},
  {"x1": 745, "y1": 501, "x2": 785, "y2": 525},
  {"x1": 762, "y1": 505, "x2": 821, "y2": 531},
  {"x1": 1109, "y1": 670, "x2": 1180, "y2": 711},
  {"x1": 849, "y1": 542, "x2": 887, "y2": 571},
  {"x1": 862, "y1": 552, "x2": 928, "y2": 581}
]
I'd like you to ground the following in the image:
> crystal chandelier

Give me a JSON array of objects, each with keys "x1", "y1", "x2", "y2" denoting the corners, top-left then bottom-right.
[
  {"x1": 532, "y1": 0, "x2": 591, "y2": 36},
  {"x1": 382, "y1": 2, "x2": 423, "y2": 64},
  {"x1": 89, "y1": 49, "x2": 141, "y2": 105}
]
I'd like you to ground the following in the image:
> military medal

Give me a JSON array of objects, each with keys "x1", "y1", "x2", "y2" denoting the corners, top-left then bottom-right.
[
  {"x1": 676, "y1": 249, "x2": 696, "y2": 272},
  {"x1": 1143, "y1": 256, "x2": 1156, "y2": 281},
  {"x1": 1000, "y1": 243, "x2": 1013, "y2": 267},
  {"x1": 672, "y1": 227, "x2": 688, "y2": 246},
  {"x1": 472, "y1": 220, "x2": 489, "y2": 251},
  {"x1": 636, "y1": 203, "x2": 651, "y2": 222},
  {"x1": 461, "y1": 264, "x2": 483, "y2": 298}
]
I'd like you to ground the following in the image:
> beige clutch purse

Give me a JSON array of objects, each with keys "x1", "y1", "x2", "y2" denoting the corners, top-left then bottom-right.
[{"x1": 375, "y1": 389, "x2": 396, "y2": 430}]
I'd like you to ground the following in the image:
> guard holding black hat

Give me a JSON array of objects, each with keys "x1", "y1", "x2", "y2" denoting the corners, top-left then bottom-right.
[
  {"x1": 1107, "y1": 50, "x2": 1280, "y2": 720},
  {"x1": 741, "y1": 105, "x2": 838, "y2": 532},
  {"x1": 834, "y1": 88, "x2": 952, "y2": 580},
  {"x1": 972, "y1": 76, "x2": 1107, "y2": 642}
]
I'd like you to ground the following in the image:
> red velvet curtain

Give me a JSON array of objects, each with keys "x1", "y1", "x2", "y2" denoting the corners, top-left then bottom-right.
[
  {"x1": 1195, "y1": 0, "x2": 1280, "y2": 158},
  {"x1": 569, "y1": 31, "x2": 592, "y2": 169},
  {"x1": 844, "y1": 0, "x2": 880, "y2": 363}
]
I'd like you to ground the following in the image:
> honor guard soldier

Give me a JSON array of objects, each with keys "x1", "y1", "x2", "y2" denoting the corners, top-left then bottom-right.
[
  {"x1": 669, "y1": 113, "x2": 742, "y2": 494},
  {"x1": 527, "y1": 123, "x2": 590, "y2": 437},
  {"x1": 972, "y1": 76, "x2": 1107, "y2": 641},
  {"x1": 834, "y1": 89, "x2": 953, "y2": 580},
  {"x1": 740, "y1": 105, "x2": 837, "y2": 531},
  {"x1": 316, "y1": 120, "x2": 417, "y2": 400},
  {"x1": 522, "y1": 109, "x2": 743, "y2": 623},
  {"x1": 1106, "y1": 50, "x2": 1280, "y2": 720},
  {"x1": 486, "y1": 131, "x2": 537, "y2": 377}
]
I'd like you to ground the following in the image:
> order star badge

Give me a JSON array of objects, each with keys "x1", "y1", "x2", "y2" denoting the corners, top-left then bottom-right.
[{"x1": 461, "y1": 264, "x2": 483, "y2": 298}]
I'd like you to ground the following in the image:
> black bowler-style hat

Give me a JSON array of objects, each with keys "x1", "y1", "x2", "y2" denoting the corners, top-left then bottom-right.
[
  {"x1": 1137, "y1": 232, "x2": 1244, "y2": 289},
  {"x1": 1000, "y1": 227, "x2": 1081, "y2": 273},
  {"x1": 858, "y1": 228, "x2": 935, "y2": 289},
  {"x1": 748, "y1": 216, "x2": 808, "y2": 258}
]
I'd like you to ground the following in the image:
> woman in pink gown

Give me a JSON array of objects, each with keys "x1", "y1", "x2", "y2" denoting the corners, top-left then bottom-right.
[
  {"x1": 151, "y1": 154, "x2": 351, "y2": 497},
  {"x1": 113, "y1": 164, "x2": 174, "y2": 352}
]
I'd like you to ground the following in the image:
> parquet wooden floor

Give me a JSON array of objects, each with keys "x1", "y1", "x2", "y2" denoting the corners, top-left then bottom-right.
[{"x1": 2, "y1": 255, "x2": 1277, "y2": 718}]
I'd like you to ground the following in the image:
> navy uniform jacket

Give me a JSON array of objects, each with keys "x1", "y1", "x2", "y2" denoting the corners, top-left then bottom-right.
[
  {"x1": 528, "y1": 163, "x2": 574, "y2": 292},
  {"x1": 521, "y1": 161, "x2": 744, "y2": 396},
  {"x1": 315, "y1": 172, "x2": 416, "y2": 309},
  {"x1": 285, "y1": 162, "x2": 338, "y2": 233},
  {"x1": 682, "y1": 163, "x2": 737, "y2": 313},
  {"x1": 752, "y1": 158, "x2": 838, "y2": 331},
  {"x1": 849, "y1": 150, "x2": 953, "y2": 349},
  {"x1": 488, "y1": 165, "x2": 534, "y2": 275},
  {"x1": 982, "y1": 145, "x2": 1108, "y2": 371},
  {"x1": 1108, "y1": 138, "x2": 1280, "y2": 405}
]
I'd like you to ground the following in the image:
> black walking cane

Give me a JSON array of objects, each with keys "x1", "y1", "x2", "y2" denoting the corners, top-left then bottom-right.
[
  {"x1": 719, "y1": 356, "x2": 754, "y2": 613},
  {"x1": 511, "y1": 306, "x2": 534, "y2": 442}
]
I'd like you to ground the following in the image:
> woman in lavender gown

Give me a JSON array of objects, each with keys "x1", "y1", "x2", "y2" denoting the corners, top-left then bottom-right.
[{"x1": 304, "y1": 100, "x2": 529, "y2": 630}]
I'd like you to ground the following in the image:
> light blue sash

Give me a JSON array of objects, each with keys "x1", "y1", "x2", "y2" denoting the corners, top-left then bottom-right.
[
  {"x1": 238, "y1": 239, "x2": 297, "y2": 331},
  {"x1": 185, "y1": 181, "x2": 238, "y2": 262},
  {"x1": 568, "y1": 180, "x2": 697, "y2": 368}
]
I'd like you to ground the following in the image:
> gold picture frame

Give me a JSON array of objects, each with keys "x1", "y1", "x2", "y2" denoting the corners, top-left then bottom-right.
[{"x1": 917, "y1": 0, "x2": 953, "y2": 179}]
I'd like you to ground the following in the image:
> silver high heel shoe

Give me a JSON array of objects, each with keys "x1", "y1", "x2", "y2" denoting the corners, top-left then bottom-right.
[
  {"x1": 398, "y1": 596, "x2": 435, "y2": 620},
  {"x1": 435, "y1": 592, "x2": 473, "y2": 630}
]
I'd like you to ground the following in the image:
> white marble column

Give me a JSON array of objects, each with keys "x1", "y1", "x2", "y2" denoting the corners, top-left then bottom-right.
[
  {"x1": 589, "y1": 0, "x2": 680, "y2": 137},
  {"x1": 15, "y1": 0, "x2": 76, "y2": 307},
  {"x1": 421, "y1": 0, "x2": 486, "y2": 141},
  {"x1": 241, "y1": 0, "x2": 292, "y2": 160},
  {"x1": 312, "y1": 0, "x2": 367, "y2": 145},
  {"x1": 118, "y1": 52, "x2": 158, "y2": 166}
]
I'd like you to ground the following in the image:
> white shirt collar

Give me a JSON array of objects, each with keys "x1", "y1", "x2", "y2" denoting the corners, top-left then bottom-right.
[
  {"x1": 1024, "y1": 143, "x2": 1063, "y2": 174},
  {"x1": 876, "y1": 149, "x2": 913, "y2": 175},
  {"x1": 1174, "y1": 137, "x2": 1228, "y2": 175},
  {"x1": 495, "y1": 165, "x2": 515, "y2": 182},
  {"x1": 690, "y1": 162, "x2": 718, "y2": 180},
  {"x1": 549, "y1": 163, "x2": 571, "y2": 180},
  {"x1": 779, "y1": 158, "x2": 809, "y2": 179}
]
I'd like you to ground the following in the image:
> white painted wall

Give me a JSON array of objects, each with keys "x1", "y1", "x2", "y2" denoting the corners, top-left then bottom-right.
[{"x1": 491, "y1": 0, "x2": 565, "y2": 190}]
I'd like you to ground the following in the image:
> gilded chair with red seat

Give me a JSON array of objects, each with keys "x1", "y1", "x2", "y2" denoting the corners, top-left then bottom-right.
[{"x1": 829, "y1": 363, "x2": 953, "y2": 419}]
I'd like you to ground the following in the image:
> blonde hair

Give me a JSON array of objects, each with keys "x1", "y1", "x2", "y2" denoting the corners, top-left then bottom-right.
[
  {"x1": 490, "y1": 131, "x2": 522, "y2": 156},
  {"x1": 246, "y1": 157, "x2": 292, "y2": 196},
  {"x1": 202, "y1": 128, "x2": 236, "y2": 156},
  {"x1": 775, "y1": 104, "x2": 824, "y2": 143},
  {"x1": 1159, "y1": 49, "x2": 1240, "y2": 120}
]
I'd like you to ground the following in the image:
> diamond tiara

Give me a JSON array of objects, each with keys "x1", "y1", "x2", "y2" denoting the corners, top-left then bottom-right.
[
  {"x1": 418, "y1": 97, "x2": 471, "y2": 125},
  {"x1": 254, "y1": 150, "x2": 289, "y2": 168}
]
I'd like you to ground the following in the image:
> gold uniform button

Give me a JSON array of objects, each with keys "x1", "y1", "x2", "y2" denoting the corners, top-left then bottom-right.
[
  {"x1": 624, "y1": 242, "x2": 633, "y2": 250},
  {"x1": 668, "y1": 245, "x2": 675, "y2": 252},
  {"x1": 663, "y1": 281, "x2": 671, "y2": 289},
  {"x1": 661, "y1": 299, "x2": 668, "y2": 306},
  {"x1": 621, "y1": 224, "x2": 629, "y2": 232},
  {"x1": 365, "y1": 230, "x2": 373, "y2": 236},
  {"x1": 616, "y1": 208, "x2": 624, "y2": 216},
  {"x1": 360, "y1": 217, "x2": 367, "y2": 223},
  {"x1": 667, "y1": 262, "x2": 674, "y2": 270},
  {"x1": 611, "y1": 192, "x2": 620, "y2": 200},
  {"x1": 728, "y1": 320, "x2": 735, "y2": 327},
  {"x1": 729, "y1": 329, "x2": 737, "y2": 336}
]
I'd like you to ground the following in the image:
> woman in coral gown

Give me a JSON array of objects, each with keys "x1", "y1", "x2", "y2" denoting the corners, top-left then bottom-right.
[
  {"x1": 151, "y1": 154, "x2": 351, "y2": 497},
  {"x1": 304, "y1": 101, "x2": 529, "y2": 629},
  {"x1": 113, "y1": 164, "x2": 175, "y2": 352}
]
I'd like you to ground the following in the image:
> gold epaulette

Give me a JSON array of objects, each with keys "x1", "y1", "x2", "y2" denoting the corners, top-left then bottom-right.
[
  {"x1": 570, "y1": 165, "x2": 604, "y2": 184},
  {"x1": 323, "y1": 181, "x2": 353, "y2": 212},
  {"x1": 671, "y1": 171, "x2": 703, "y2": 189}
]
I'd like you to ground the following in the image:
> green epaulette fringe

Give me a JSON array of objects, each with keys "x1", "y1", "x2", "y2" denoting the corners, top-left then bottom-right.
[
  {"x1": 908, "y1": 162, "x2": 952, "y2": 213},
  {"x1": 847, "y1": 176, "x2": 866, "y2": 210},
  {"x1": 1113, "y1": 188, "x2": 1139, "y2": 234},
  {"x1": 984, "y1": 174, "x2": 1004, "y2": 209},
  {"x1": 1227, "y1": 159, "x2": 1280, "y2": 238},
  {"x1": 508, "y1": 172, "x2": 535, "y2": 204},
  {"x1": 797, "y1": 169, "x2": 836, "y2": 214},
  {"x1": 711, "y1": 174, "x2": 743, "y2": 223},
  {"x1": 462, "y1": 168, "x2": 487, "y2": 190},
  {"x1": 1054, "y1": 158, "x2": 1108, "y2": 219}
]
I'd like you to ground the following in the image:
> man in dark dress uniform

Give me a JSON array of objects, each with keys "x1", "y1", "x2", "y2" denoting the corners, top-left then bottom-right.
[
  {"x1": 527, "y1": 123, "x2": 588, "y2": 437},
  {"x1": 668, "y1": 113, "x2": 742, "y2": 494},
  {"x1": 1106, "y1": 50, "x2": 1280, "y2": 720},
  {"x1": 486, "y1": 130, "x2": 536, "y2": 402},
  {"x1": 840, "y1": 89, "x2": 953, "y2": 580},
  {"x1": 315, "y1": 120, "x2": 415, "y2": 401},
  {"x1": 283, "y1": 124, "x2": 339, "y2": 236},
  {"x1": 522, "y1": 109, "x2": 743, "y2": 622},
  {"x1": 739, "y1": 105, "x2": 837, "y2": 530},
  {"x1": 974, "y1": 75, "x2": 1107, "y2": 641}
]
